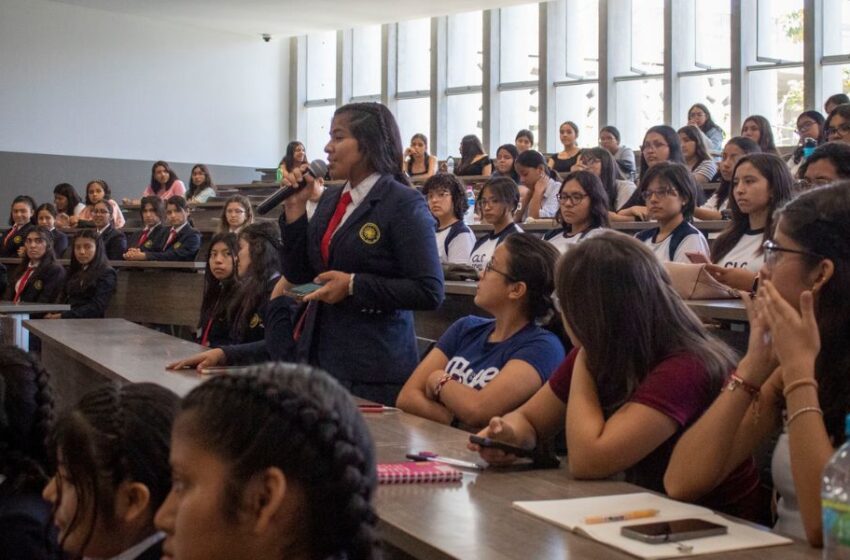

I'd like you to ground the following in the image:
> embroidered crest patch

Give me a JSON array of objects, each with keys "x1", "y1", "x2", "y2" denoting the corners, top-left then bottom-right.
[
  {"x1": 249, "y1": 313, "x2": 262, "y2": 328},
  {"x1": 144, "y1": 240, "x2": 153, "y2": 248},
  {"x1": 359, "y1": 223, "x2": 380, "y2": 245},
  {"x1": 13, "y1": 235, "x2": 21, "y2": 244},
  {"x1": 173, "y1": 241, "x2": 182, "y2": 249},
  {"x1": 33, "y1": 279, "x2": 43, "y2": 291}
]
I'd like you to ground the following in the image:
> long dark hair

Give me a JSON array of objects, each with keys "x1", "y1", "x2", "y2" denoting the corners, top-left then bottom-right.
[
  {"x1": 689, "y1": 103, "x2": 722, "y2": 138},
  {"x1": 556, "y1": 171, "x2": 611, "y2": 232},
  {"x1": 229, "y1": 222, "x2": 281, "y2": 341},
  {"x1": 279, "y1": 141, "x2": 306, "y2": 173},
  {"x1": 516, "y1": 149, "x2": 559, "y2": 180},
  {"x1": 677, "y1": 125, "x2": 713, "y2": 168},
  {"x1": 149, "y1": 160, "x2": 180, "y2": 195},
  {"x1": 792, "y1": 110, "x2": 826, "y2": 164},
  {"x1": 421, "y1": 173, "x2": 468, "y2": 221},
  {"x1": 138, "y1": 196, "x2": 165, "y2": 224},
  {"x1": 742, "y1": 115, "x2": 778, "y2": 154},
  {"x1": 178, "y1": 363, "x2": 379, "y2": 560},
  {"x1": 200, "y1": 233, "x2": 239, "y2": 333},
  {"x1": 458, "y1": 134, "x2": 487, "y2": 174},
  {"x1": 68, "y1": 230, "x2": 109, "y2": 290},
  {"x1": 0, "y1": 346, "x2": 54, "y2": 497},
  {"x1": 407, "y1": 133, "x2": 432, "y2": 176},
  {"x1": 53, "y1": 183, "x2": 82, "y2": 214},
  {"x1": 334, "y1": 102, "x2": 409, "y2": 186},
  {"x1": 16, "y1": 226, "x2": 57, "y2": 281},
  {"x1": 8, "y1": 195, "x2": 36, "y2": 227},
  {"x1": 711, "y1": 153, "x2": 793, "y2": 263},
  {"x1": 494, "y1": 144, "x2": 520, "y2": 183},
  {"x1": 639, "y1": 125, "x2": 684, "y2": 180},
  {"x1": 712, "y1": 137, "x2": 761, "y2": 210},
  {"x1": 556, "y1": 232, "x2": 735, "y2": 414},
  {"x1": 85, "y1": 180, "x2": 112, "y2": 205},
  {"x1": 639, "y1": 162, "x2": 698, "y2": 221},
  {"x1": 48, "y1": 383, "x2": 179, "y2": 557},
  {"x1": 218, "y1": 194, "x2": 254, "y2": 235},
  {"x1": 775, "y1": 184, "x2": 850, "y2": 444},
  {"x1": 187, "y1": 164, "x2": 215, "y2": 200},
  {"x1": 502, "y1": 233, "x2": 559, "y2": 323},
  {"x1": 580, "y1": 147, "x2": 623, "y2": 210}
]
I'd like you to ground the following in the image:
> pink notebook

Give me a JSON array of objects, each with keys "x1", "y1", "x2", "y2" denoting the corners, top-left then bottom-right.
[{"x1": 377, "y1": 461, "x2": 463, "y2": 484}]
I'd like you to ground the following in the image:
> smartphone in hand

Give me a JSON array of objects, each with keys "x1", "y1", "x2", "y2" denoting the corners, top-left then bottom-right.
[
  {"x1": 468, "y1": 435, "x2": 535, "y2": 458},
  {"x1": 286, "y1": 282, "x2": 325, "y2": 299}
]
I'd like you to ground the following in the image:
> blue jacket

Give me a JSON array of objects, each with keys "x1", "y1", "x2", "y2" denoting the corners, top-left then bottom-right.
[
  {"x1": 280, "y1": 174, "x2": 444, "y2": 386},
  {"x1": 144, "y1": 224, "x2": 201, "y2": 261}
]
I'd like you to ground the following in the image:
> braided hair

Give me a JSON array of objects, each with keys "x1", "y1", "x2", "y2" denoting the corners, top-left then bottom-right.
[
  {"x1": 48, "y1": 383, "x2": 179, "y2": 557},
  {"x1": 0, "y1": 346, "x2": 54, "y2": 497},
  {"x1": 179, "y1": 363, "x2": 380, "y2": 560},
  {"x1": 334, "y1": 102, "x2": 410, "y2": 186}
]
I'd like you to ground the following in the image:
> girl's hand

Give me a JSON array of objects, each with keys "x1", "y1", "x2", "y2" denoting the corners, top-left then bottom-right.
[
  {"x1": 737, "y1": 290, "x2": 779, "y2": 386},
  {"x1": 534, "y1": 175, "x2": 550, "y2": 193},
  {"x1": 467, "y1": 417, "x2": 520, "y2": 465},
  {"x1": 303, "y1": 271, "x2": 351, "y2": 304},
  {"x1": 760, "y1": 280, "x2": 820, "y2": 377},
  {"x1": 167, "y1": 348, "x2": 226, "y2": 372},
  {"x1": 705, "y1": 264, "x2": 756, "y2": 291},
  {"x1": 620, "y1": 206, "x2": 649, "y2": 221},
  {"x1": 16, "y1": 246, "x2": 25, "y2": 257},
  {"x1": 68, "y1": 215, "x2": 79, "y2": 227},
  {"x1": 280, "y1": 164, "x2": 315, "y2": 207}
]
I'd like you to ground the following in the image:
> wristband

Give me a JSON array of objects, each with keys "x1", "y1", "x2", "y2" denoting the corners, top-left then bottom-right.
[
  {"x1": 783, "y1": 378, "x2": 818, "y2": 399},
  {"x1": 725, "y1": 373, "x2": 761, "y2": 421},
  {"x1": 433, "y1": 372, "x2": 453, "y2": 403},
  {"x1": 785, "y1": 406, "x2": 823, "y2": 428}
]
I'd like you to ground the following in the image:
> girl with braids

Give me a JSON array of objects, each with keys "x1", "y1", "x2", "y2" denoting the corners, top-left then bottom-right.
[
  {"x1": 45, "y1": 230, "x2": 117, "y2": 319},
  {"x1": 154, "y1": 363, "x2": 380, "y2": 560},
  {"x1": 398, "y1": 233, "x2": 564, "y2": 428},
  {"x1": 43, "y1": 383, "x2": 179, "y2": 559},
  {"x1": 0, "y1": 346, "x2": 59, "y2": 559},
  {"x1": 196, "y1": 233, "x2": 239, "y2": 347},
  {"x1": 694, "y1": 137, "x2": 761, "y2": 221},
  {"x1": 228, "y1": 222, "x2": 282, "y2": 344},
  {"x1": 278, "y1": 101, "x2": 443, "y2": 405},
  {"x1": 666, "y1": 183, "x2": 850, "y2": 544}
]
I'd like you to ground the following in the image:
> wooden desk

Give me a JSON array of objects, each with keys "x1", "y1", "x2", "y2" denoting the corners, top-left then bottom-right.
[{"x1": 0, "y1": 302, "x2": 70, "y2": 349}]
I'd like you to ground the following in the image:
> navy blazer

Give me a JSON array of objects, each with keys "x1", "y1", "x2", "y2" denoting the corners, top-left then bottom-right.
[
  {"x1": 0, "y1": 223, "x2": 35, "y2": 257},
  {"x1": 145, "y1": 224, "x2": 201, "y2": 261},
  {"x1": 61, "y1": 267, "x2": 117, "y2": 318},
  {"x1": 221, "y1": 295, "x2": 298, "y2": 365},
  {"x1": 127, "y1": 223, "x2": 170, "y2": 252},
  {"x1": 50, "y1": 229, "x2": 69, "y2": 258},
  {"x1": 280, "y1": 174, "x2": 444, "y2": 389},
  {"x1": 7, "y1": 262, "x2": 66, "y2": 303},
  {"x1": 0, "y1": 492, "x2": 61, "y2": 559},
  {"x1": 99, "y1": 225, "x2": 128, "y2": 261}
]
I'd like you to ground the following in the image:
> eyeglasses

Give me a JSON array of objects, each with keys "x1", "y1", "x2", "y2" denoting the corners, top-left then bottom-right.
[
  {"x1": 480, "y1": 197, "x2": 504, "y2": 208},
  {"x1": 825, "y1": 123, "x2": 850, "y2": 137},
  {"x1": 641, "y1": 142, "x2": 668, "y2": 152},
  {"x1": 558, "y1": 192, "x2": 588, "y2": 206},
  {"x1": 426, "y1": 190, "x2": 451, "y2": 201},
  {"x1": 641, "y1": 188, "x2": 678, "y2": 201},
  {"x1": 793, "y1": 177, "x2": 832, "y2": 192},
  {"x1": 796, "y1": 120, "x2": 817, "y2": 134},
  {"x1": 762, "y1": 240, "x2": 825, "y2": 269},
  {"x1": 579, "y1": 156, "x2": 599, "y2": 166},
  {"x1": 484, "y1": 260, "x2": 518, "y2": 282}
]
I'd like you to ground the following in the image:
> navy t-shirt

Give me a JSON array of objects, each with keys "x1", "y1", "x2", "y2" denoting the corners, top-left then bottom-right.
[{"x1": 436, "y1": 316, "x2": 564, "y2": 389}]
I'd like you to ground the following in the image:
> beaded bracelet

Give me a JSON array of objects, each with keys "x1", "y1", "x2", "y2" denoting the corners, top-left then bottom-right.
[
  {"x1": 782, "y1": 378, "x2": 819, "y2": 399},
  {"x1": 433, "y1": 372, "x2": 453, "y2": 403},
  {"x1": 785, "y1": 406, "x2": 823, "y2": 428}
]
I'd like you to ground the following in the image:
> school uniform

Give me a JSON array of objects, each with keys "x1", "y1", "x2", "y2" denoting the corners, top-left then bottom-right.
[
  {"x1": 0, "y1": 262, "x2": 7, "y2": 299},
  {"x1": 78, "y1": 200, "x2": 125, "y2": 228},
  {"x1": 197, "y1": 281, "x2": 238, "y2": 348},
  {"x1": 635, "y1": 220, "x2": 710, "y2": 263},
  {"x1": 713, "y1": 229, "x2": 765, "y2": 273},
  {"x1": 0, "y1": 487, "x2": 62, "y2": 560},
  {"x1": 7, "y1": 262, "x2": 66, "y2": 303},
  {"x1": 543, "y1": 225, "x2": 606, "y2": 254},
  {"x1": 60, "y1": 266, "x2": 118, "y2": 318},
  {"x1": 127, "y1": 223, "x2": 169, "y2": 252},
  {"x1": 49, "y1": 228, "x2": 69, "y2": 258},
  {"x1": 469, "y1": 222, "x2": 522, "y2": 273},
  {"x1": 221, "y1": 294, "x2": 299, "y2": 365},
  {"x1": 0, "y1": 223, "x2": 35, "y2": 257},
  {"x1": 232, "y1": 274, "x2": 280, "y2": 345},
  {"x1": 143, "y1": 222, "x2": 201, "y2": 261},
  {"x1": 97, "y1": 224, "x2": 128, "y2": 261},
  {"x1": 435, "y1": 221, "x2": 475, "y2": 264},
  {"x1": 280, "y1": 172, "x2": 444, "y2": 405}
]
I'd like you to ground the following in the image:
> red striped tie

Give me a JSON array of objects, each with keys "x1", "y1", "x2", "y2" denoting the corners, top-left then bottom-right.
[
  {"x1": 320, "y1": 191, "x2": 352, "y2": 267},
  {"x1": 13, "y1": 267, "x2": 35, "y2": 303}
]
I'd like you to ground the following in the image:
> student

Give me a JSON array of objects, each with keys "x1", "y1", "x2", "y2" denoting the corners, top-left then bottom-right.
[
  {"x1": 403, "y1": 133, "x2": 438, "y2": 179},
  {"x1": 469, "y1": 233, "x2": 754, "y2": 517},
  {"x1": 455, "y1": 134, "x2": 492, "y2": 177},
  {"x1": 132, "y1": 160, "x2": 186, "y2": 204},
  {"x1": 515, "y1": 129, "x2": 534, "y2": 152},
  {"x1": 52, "y1": 182, "x2": 84, "y2": 228},
  {"x1": 665, "y1": 184, "x2": 850, "y2": 544},
  {"x1": 492, "y1": 143, "x2": 520, "y2": 183},
  {"x1": 278, "y1": 102, "x2": 443, "y2": 405},
  {"x1": 695, "y1": 137, "x2": 761, "y2": 221},
  {"x1": 277, "y1": 140, "x2": 307, "y2": 178},
  {"x1": 687, "y1": 102, "x2": 724, "y2": 151},
  {"x1": 548, "y1": 121, "x2": 582, "y2": 174},
  {"x1": 571, "y1": 146, "x2": 636, "y2": 219},
  {"x1": 796, "y1": 141, "x2": 850, "y2": 193},
  {"x1": 124, "y1": 196, "x2": 201, "y2": 261},
  {"x1": 186, "y1": 164, "x2": 216, "y2": 204},
  {"x1": 422, "y1": 173, "x2": 475, "y2": 264},
  {"x1": 516, "y1": 150, "x2": 561, "y2": 220},
  {"x1": 197, "y1": 233, "x2": 239, "y2": 348},
  {"x1": 824, "y1": 103, "x2": 850, "y2": 144},
  {"x1": 741, "y1": 115, "x2": 779, "y2": 155},
  {"x1": 7, "y1": 227, "x2": 66, "y2": 303},
  {"x1": 2, "y1": 195, "x2": 36, "y2": 258},
  {"x1": 35, "y1": 203, "x2": 69, "y2": 258},
  {"x1": 45, "y1": 231, "x2": 117, "y2": 319},
  {"x1": 617, "y1": 125, "x2": 686, "y2": 220},
  {"x1": 0, "y1": 347, "x2": 60, "y2": 560},
  {"x1": 217, "y1": 194, "x2": 253, "y2": 235},
  {"x1": 786, "y1": 110, "x2": 825, "y2": 173},
  {"x1": 227, "y1": 222, "x2": 282, "y2": 344},
  {"x1": 824, "y1": 92, "x2": 850, "y2": 115},
  {"x1": 470, "y1": 177, "x2": 523, "y2": 273},
  {"x1": 543, "y1": 171, "x2": 611, "y2": 253},
  {"x1": 634, "y1": 162, "x2": 710, "y2": 263},
  {"x1": 126, "y1": 196, "x2": 169, "y2": 252},
  {"x1": 398, "y1": 233, "x2": 564, "y2": 428},
  {"x1": 704, "y1": 153, "x2": 793, "y2": 290},
  {"x1": 599, "y1": 125, "x2": 636, "y2": 178},
  {"x1": 679, "y1": 125, "x2": 718, "y2": 184},
  {"x1": 44, "y1": 383, "x2": 179, "y2": 560},
  {"x1": 154, "y1": 364, "x2": 380, "y2": 560},
  {"x1": 91, "y1": 199, "x2": 128, "y2": 260},
  {"x1": 74, "y1": 179, "x2": 126, "y2": 229}
]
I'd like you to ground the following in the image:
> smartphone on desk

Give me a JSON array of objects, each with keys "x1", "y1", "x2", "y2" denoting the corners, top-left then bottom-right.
[
  {"x1": 468, "y1": 435, "x2": 535, "y2": 458},
  {"x1": 286, "y1": 282, "x2": 324, "y2": 299},
  {"x1": 620, "y1": 518, "x2": 727, "y2": 543}
]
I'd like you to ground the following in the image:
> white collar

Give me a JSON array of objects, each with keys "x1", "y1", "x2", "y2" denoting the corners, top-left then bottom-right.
[
  {"x1": 343, "y1": 172, "x2": 382, "y2": 206},
  {"x1": 96, "y1": 225, "x2": 111, "y2": 235},
  {"x1": 86, "y1": 532, "x2": 164, "y2": 560},
  {"x1": 171, "y1": 221, "x2": 189, "y2": 233}
]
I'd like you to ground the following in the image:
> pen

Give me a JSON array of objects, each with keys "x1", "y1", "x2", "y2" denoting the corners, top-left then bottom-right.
[
  {"x1": 584, "y1": 508, "x2": 659, "y2": 525},
  {"x1": 357, "y1": 404, "x2": 400, "y2": 413},
  {"x1": 407, "y1": 451, "x2": 483, "y2": 470}
]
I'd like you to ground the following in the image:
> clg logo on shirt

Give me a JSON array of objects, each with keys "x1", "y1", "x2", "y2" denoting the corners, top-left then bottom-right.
[{"x1": 445, "y1": 357, "x2": 500, "y2": 390}]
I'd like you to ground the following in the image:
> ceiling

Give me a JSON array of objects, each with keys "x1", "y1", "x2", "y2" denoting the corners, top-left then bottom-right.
[{"x1": 49, "y1": 0, "x2": 539, "y2": 38}]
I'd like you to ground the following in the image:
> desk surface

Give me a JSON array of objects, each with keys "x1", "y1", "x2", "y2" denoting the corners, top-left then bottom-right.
[
  {"x1": 0, "y1": 257, "x2": 205, "y2": 270},
  {"x1": 0, "y1": 302, "x2": 70, "y2": 313}
]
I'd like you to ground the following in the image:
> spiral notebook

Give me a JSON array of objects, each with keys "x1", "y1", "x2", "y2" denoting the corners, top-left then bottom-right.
[{"x1": 377, "y1": 462, "x2": 463, "y2": 484}]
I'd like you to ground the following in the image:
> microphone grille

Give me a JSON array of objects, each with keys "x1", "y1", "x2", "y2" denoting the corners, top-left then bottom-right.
[{"x1": 309, "y1": 159, "x2": 328, "y2": 178}]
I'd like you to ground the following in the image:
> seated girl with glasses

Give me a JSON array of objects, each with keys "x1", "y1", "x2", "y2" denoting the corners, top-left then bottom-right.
[
  {"x1": 702, "y1": 154, "x2": 793, "y2": 291},
  {"x1": 617, "y1": 125, "x2": 686, "y2": 221},
  {"x1": 543, "y1": 171, "x2": 610, "y2": 253},
  {"x1": 665, "y1": 183, "x2": 850, "y2": 545},
  {"x1": 397, "y1": 233, "x2": 564, "y2": 429},
  {"x1": 90, "y1": 199, "x2": 128, "y2": 260},
  {"x1": 571, "y1": 147, "x2": 636, "y2": 221},
  {"x1": 217, "y1": 195, "x2": 254, "y2": 235},
  {"x1": 422, "y1": 173, "x2": 476, "y2": 264},
  {"x1": 786, "y1": 111, "x2": 825, "y2": 176},
  {"x1": 73, "y1": 180, "x2": 126, "y2": 229},
  {"x1": 634, "y1": 162, "x2": 710, "y2": 263},
  {"x1": 470, "y1": 177, "x2": 523, "y2": 274},
  {"x1": 824, "y1": 103, "x2": 850, "y2": 145}
]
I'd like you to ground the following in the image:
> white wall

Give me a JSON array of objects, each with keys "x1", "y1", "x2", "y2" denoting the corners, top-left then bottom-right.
[{"x1": 0, "y1": 0, "x2": 290, "y2": 168}]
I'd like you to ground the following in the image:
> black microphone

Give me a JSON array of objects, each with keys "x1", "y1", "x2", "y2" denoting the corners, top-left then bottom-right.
[{"x1": 256, "y1": 159, "x2": 328, "y2": 215}]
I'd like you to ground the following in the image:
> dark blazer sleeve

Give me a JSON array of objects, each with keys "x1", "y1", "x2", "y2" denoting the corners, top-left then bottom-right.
[
  {"x1": 36, "y1": 265, "x2": 66, "y2": 303},
  {"x1": 105, "y1": 232, "x2": 127, "y2": 260},
  {"x1": 144, "y1": 229, "x2": 201, "y2": 261},
  {"x1": 61, "y1": 267, "x2": 117, "y2": 318},
  {"x1": 52, "y1": 230, "x2": 69, "y2": 258},
  {"x1": 220, "y1": 295, "x2": 298, "y2": 364},
  {"x1": 221, "y1": 340, "x2": 268, "y2": 365},
  {"x1": 280, "y1": 214, "x2": 315, "y2": 284}
]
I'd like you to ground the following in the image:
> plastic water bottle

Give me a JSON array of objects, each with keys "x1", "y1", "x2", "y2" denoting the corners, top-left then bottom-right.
[
  {"x1": 446, "y1": 156, "x2": 455, "y2": 175},
  {"x1": 822, "y1": 414, "x2": 850, "y2": 558},
  {"x1": 464, "y1": 186, "x2": 476, "y2": 224},
  {"x1": 803, "y1": 137, "x2": 818, "y2": 159}
]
